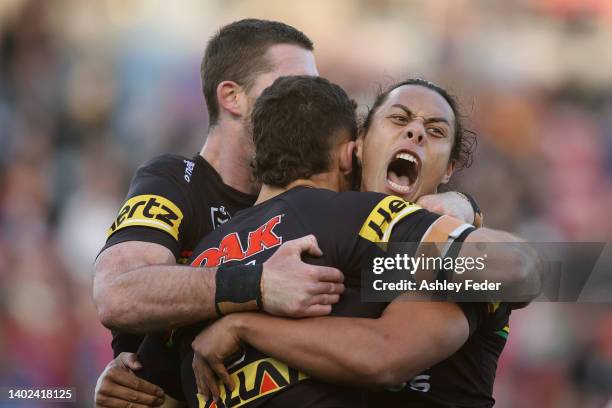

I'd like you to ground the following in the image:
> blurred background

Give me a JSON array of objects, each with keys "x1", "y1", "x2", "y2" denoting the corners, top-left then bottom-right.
[{"x1": 0, "y1": 0, "x2": 611, "y2": 407}]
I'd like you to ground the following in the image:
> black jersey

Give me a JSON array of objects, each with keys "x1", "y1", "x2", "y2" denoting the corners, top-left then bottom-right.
[
  {"x1": 101, "y1": 154, "x2": 256, "y2": 357},
  {"x1": 369, "y1": 302, "x2": 511, "y2": 408},
  {"x1": 176, "y1": 186, "x2": 475, "y2": 408}
]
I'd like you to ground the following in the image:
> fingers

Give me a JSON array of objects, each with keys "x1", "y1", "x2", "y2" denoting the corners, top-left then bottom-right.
[
  {"x1": 308, "y1": 293, "x2": 340, "y2": 306},
  {"x1": 97, "y1": 383, "x2": 163, "y2": 407},
  {"x1": 300, "y1": 304, "x2": 333, "y2": 317},
  {"x1": 106, "y1": 368, "x2": 164, "y2": 399},
  {"x1": 192, "y1": 355, "x2": 207, "y2": 400},
  {"x1": 287, "y1": 235, "x2": 322, "y2": 257},
  {"x1": 193, "y1": 354, "x2": 220, "y2": 403},
  {"x1": 312, "y1": 265, "x2": 344, "y2": 283},
  {"x1": 210, "y1": 360, "x2": 234, "y2": 393},
  {"x1": 308, "y1": 281, "x2": 344, "y2": 297},
  {"x1": 119, "y1": 352, "x2": 143, "y2": 371}
]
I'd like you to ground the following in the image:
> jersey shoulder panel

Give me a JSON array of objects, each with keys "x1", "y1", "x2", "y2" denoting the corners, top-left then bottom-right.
[{"x1": 103, "y1": 154, "x2": 198, "y2": 257}]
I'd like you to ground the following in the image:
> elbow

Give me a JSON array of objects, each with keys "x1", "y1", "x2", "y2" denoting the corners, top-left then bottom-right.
[
  {"x1": 93, "y1": 280, "x2": 128, "y2": 330},
  {"x1": 351, "y1": 347, "x2": 416, "y2": 390},
  {"x1": 365, "y1": 358, "x2": 415, "y2": 390},
  {"x1": 95, "y1": 290, "x2": 122, "y2": 330},
  {"x1": 372, "y1": 368, "x2": 408, "y2": 390}
]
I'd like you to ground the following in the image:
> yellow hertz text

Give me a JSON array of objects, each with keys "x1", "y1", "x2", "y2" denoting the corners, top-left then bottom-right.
[
  {"x1": 359, "y1": 196, "x2": 421, "y2": 243},
  {"x1": 107, "y1": 195, "x2": 183, "y2": 240},
  {"x1": 198, "y1": 358, "x2": 308, "y2": 408}
]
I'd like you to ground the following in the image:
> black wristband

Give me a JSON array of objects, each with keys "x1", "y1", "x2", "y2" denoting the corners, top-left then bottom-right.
[
  {"x1": 215, "y1": 264, "x2": 263, "y2": 316},
  {"x1": 458, "y1": 192, "x2": 483, "y2": 228}
]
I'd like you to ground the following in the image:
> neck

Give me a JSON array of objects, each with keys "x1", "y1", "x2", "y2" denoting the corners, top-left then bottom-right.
[
  {"x1": 200, "y1": 123, "x2": 259, "y2": 195},
  {"x1": 255, "y1": 172, "x2": 339, "y2": 205}
]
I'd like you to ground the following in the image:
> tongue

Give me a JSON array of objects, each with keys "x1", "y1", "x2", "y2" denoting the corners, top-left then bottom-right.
[{"x1": 388, "y1": 170, "x2": 411, "y2": 187}]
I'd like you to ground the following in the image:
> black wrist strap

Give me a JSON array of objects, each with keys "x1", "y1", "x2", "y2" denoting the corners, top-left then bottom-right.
[
  {"x1": 215, "y1": 264, "x2": 263, "y2": 316},
  {"x1": 458, "y1": 192, "x2": 483, "y2": 228}
]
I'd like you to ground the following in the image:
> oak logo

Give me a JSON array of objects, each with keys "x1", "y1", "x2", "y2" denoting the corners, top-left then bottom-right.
[
  {"x1": 198, "y1": 357, "x2": 308, "y2": 408},
  {"x1": 359, "y1": 195, "x2": 421, "y2": 243},
  {"x1": 107, "y1": 195, "x2": 183, "y2": 240},
  {"x1": 191, "y1": 215, "x2": 283, "y2": 267}
]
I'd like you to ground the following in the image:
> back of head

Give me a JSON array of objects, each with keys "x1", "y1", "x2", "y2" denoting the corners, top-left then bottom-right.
[
  {"x1": 202, "y1": 19, "x2": 314, "y2": 127},
  {"x1": 251, "y1": 75, "x2": 357, "y2": 187}
]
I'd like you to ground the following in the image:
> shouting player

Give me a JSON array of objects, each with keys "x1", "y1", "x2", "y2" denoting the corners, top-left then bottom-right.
[
  {"x1": 180, "y1": 76, "x2": 541, "y2": 407},
  {"x1": 93, "y1": 19, "x2": 346, "y2": 408}
]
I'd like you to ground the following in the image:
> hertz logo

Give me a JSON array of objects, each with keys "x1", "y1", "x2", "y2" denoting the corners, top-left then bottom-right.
[
  {"x1": 359, "y1": 196, "x2": 421, "y2": 243},
  {"x1": 108, "y1": 195, "x2": 184, "y2": 240}
]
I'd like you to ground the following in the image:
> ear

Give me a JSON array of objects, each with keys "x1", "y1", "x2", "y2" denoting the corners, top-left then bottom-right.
[
  {"x1": 355, "y1": 133, "x2": 364, "y2": 165},
  {"x1": 440, "y1": 159, "x2": 456, "y2": 184},
  {"x1": 339, "y1": 140, "x2": 357, "y2": 174},
  {"x1": 216, "y1": 81, "x2": 245, "y2": 118}
]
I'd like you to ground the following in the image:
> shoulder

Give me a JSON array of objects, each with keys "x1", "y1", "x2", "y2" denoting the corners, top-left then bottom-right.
[{"x1": 136, "y1": 154, "x2": 193, "y2": 179}]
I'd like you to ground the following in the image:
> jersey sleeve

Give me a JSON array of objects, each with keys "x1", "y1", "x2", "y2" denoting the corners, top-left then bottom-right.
[
  {"x1": 356, "y1": 195, "x2": 475, "y2": 253},
  {"x1": 101, "y1": 155, "x2": 195, "y2": 259},
  {"x1": 353, "y1": 194, "x2": 441, "y2": 244}
]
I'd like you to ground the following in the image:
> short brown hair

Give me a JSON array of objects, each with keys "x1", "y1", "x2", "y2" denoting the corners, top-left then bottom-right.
[
  {"x1": 251, "y1": 76, "x2": 357, "y2": 187},
  {"x1": 201, "y1": 19, "x2": 314, "y2": 127}
]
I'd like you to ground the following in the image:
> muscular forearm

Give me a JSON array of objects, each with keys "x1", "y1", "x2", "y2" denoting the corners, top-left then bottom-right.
[
  {"x1": 231, "y1": 310, "x2": 442, "y2": 389},
  {"x1": 95, "y1": 264, "x2": 217, "y2": 333}
]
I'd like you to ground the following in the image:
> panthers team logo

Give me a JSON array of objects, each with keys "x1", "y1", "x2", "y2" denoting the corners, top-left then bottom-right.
[{"x1": 211, "y1": 206, "x2": 231, "y2": 229}]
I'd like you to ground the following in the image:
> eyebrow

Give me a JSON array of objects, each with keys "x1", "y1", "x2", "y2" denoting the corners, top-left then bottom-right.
[{"x1": 390, "y1": 104, "x2": 451, "y2": 126}]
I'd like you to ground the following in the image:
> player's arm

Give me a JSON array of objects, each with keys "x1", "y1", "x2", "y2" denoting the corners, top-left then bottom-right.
[
  {"x1": 94, "y1": 235, "x2": 343, "y2": 333},
  {"x1": 192, "y1": 300, "x2": 470, "y2": 399},
  {"x1": 93, "y1": 158, "x2": 345, "y2": 332},
  {"x1": 416, "y1": 191, "x2": 481, "y2": 226},
  {"x1": 360, "y1": 196, "x2": 542, "y2": 301},
  {"x1": 94, "y1": 241, "x2": 216, "y2": 332},
  {"x1": 458, "y1": 226, "x2": 542, "y2": 301},
  {"x1": 408, "y1": 216, "x2": 542, "y2": 302}
]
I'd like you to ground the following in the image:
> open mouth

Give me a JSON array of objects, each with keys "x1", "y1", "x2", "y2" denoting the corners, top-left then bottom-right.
[{"x1": 386, "y1": 151, "x2": 420, "y2": 195}]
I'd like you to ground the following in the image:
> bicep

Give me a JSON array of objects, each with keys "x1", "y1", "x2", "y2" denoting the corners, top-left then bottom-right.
[
  {"x1": 378, "y1": 300, "x2": 470, "y2": 377},
  {"x1": 95, "y1": 241, "x2": 176, "y2": 282}
]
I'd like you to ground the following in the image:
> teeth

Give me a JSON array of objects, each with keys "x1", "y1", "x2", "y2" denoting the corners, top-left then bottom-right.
[
  {"x1": 396, "y1": 152, "x2": 418, "y2": 164},
  {"x1": 387, "y1": 179, "x2": 412, "y2": 193}
]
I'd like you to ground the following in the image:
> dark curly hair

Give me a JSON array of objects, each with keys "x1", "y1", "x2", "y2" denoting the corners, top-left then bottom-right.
[
  {"x1": 361, "y1": 78, "x2": 476, "y2": 170},
  {"x1": 251, "y1": 76, "x2": 357, "y2": 187}
]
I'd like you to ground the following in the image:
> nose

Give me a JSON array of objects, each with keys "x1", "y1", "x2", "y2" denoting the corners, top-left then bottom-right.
[{"x1": 405, "y1": 122, "x2": 425, "y2": 145}]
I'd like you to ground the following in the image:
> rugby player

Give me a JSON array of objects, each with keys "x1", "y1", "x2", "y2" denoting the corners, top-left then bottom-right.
[
  {"x1": 93, "y1": 19, "x2": 348, "y2": 408},
  {"x1": 92, "y1": 20, "x2": 486, "y2": 408},
  {"x1": 178, "y1": 76, "x2": 541, "y2": 407}
]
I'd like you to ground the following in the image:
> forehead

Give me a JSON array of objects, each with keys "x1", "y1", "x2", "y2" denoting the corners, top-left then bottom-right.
[
  {"x1": 265, "y1": 43, "x2": 318, "y2": 77},
  {"x1": 381, "y1": 84, "x2": 455, "y2": 124}
]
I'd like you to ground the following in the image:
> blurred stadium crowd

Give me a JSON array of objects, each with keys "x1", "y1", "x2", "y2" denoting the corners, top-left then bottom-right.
[{"x1": 0, "y1": 0, "x2": 611, "y2": 406}]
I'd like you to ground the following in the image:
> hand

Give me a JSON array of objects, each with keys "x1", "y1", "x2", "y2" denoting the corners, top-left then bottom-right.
[
  {"x1": 261, "y1": 235, "x2": 344, "y2": 317},
  {"x1": 192, "y1": 316, "x2": 242, "y2": 403},
  {"x1": 417, "y1": 192, "x2": 474, "y2": 224},
  {"x1": 95, "y1": 352, "x2": 165, "y2": 407}
]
